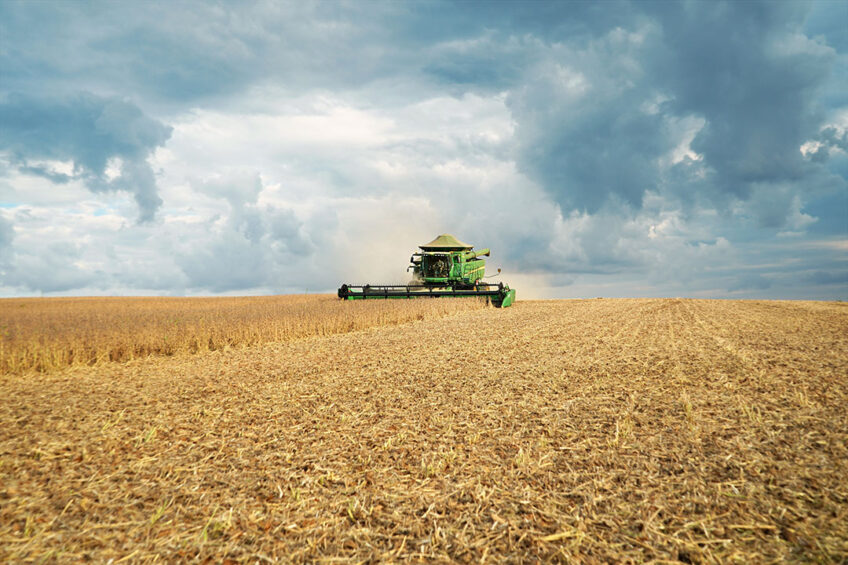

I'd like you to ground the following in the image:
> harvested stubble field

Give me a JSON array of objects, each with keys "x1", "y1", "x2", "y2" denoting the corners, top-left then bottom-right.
[{"x1": 1, "y1": 298, "x2": 847, "y2": 563}]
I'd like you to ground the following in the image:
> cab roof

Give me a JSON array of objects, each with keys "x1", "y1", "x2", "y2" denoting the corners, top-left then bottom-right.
[{"x1": 419, "y1": 233, "x2": 473, "y2": 251}]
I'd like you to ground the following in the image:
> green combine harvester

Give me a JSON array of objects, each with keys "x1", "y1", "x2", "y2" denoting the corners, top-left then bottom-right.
[{"x1": 338, "y1": 234, "x2": 516, "y2": 307}]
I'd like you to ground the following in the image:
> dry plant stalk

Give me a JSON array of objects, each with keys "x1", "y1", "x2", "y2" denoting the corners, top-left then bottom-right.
[
  {"x1": 1, "y1": 298, "x2": 846, "y2": 563},
  {"x1": 0, "y1": 295, "x2": 486, "y2": 375}
]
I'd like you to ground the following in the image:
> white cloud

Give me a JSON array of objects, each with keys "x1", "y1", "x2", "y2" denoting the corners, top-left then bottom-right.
[{"x1": 0, "y1": 1, "x2": 845, "y2": 299}]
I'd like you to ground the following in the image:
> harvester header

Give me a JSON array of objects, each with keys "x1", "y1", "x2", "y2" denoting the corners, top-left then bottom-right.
[{"x1": 338, "y1": 234, "x2": 516, "y2": 307}]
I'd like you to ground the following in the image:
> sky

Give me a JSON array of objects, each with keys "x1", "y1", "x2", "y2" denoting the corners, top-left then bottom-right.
[{"x1": 0, "y1": 0, "x2": 846, "y2": 299}]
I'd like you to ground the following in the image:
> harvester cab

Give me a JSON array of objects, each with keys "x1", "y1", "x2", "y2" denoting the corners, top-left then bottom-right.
[{"x1": 338, "y1": 234, "x2": 516, "y2": 307}]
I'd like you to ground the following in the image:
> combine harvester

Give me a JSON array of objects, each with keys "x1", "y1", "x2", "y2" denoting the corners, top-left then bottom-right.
[{"x1": 338, "y1": 234, "x2": 516, "y2": 307}]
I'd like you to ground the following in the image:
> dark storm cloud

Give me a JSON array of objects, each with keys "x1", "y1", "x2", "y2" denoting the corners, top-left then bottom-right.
[
  {"x1": 0, "y1": 1, "x2": 416, "y2": 108},
  {"x1": 655, "y1": 3, "x2": 835, "y2": 194},
  {"x1": 0, "y1": 0, "x2": 845, "y2": 298},
  {"x1": 0, "y1": 1, "x2": 264, "y2": 105},
  {"x1": 0, "y1": 1, "x2": 635, "y2": 107},
  {"x1": 508, "y1": 0, "x2": 845, "y2": 223},
  {"x1": 0, "y1": 93, "x2": 172, "y2": 221},
  {"x1": 2, "y1": 0, "x2": 840, "y2": 225}
]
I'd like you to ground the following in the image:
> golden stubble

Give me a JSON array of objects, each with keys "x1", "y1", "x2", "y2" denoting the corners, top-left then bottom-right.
[
  {"x1": 1, "y1": 298, "x2": 846, "y2": 563},
  {"x1": 0, "y1": 295, "x2": 487, "y2": 375}
]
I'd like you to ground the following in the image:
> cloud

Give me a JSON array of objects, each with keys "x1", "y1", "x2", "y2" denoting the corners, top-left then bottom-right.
[
  {"x1": 0, "y1": 92, "x2": 172, "y2": 221},
  {"x1": 0, "y1": 1, "x2": 436, "y2": 108},
  {"x1": 196, "y1": 171, "x2": 264, "y2": 210},
  {"x1": 0, "y1": 1, "x2": 845, "y2": 299},
  {"x1": 168, "y1": 172, "x2": 329, "y2": 292},
  {"x1": 1, "y1": 236, "x2": 99, "y2": 294},
  {"x1": 0, "y1": 214, "x2": 13, "y2": 284},
  {"x1": 177, "y1": 230, "x2": 272, "y2": 293},
  {"x1": 806, "y1": 126, "x2": 848, "y2": 162},
  {"x1": 0, "y1": 214, "x2": 13, "y2": 250},
  {"x1": 729, "y1": 273, "x2": 772, "y2": 292},
  {"x1": 508, "y1": 24, "x2": 670, "y2": 213},
  {"x1": 506, "y1": 1, "x2": 845, "y2": 230},
  {"x1": 807, "y1": 270, "x2": 848, "y2": 285},
  {"x1": 655, "y1": 3, "x2": 838, "y2": 199}
]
